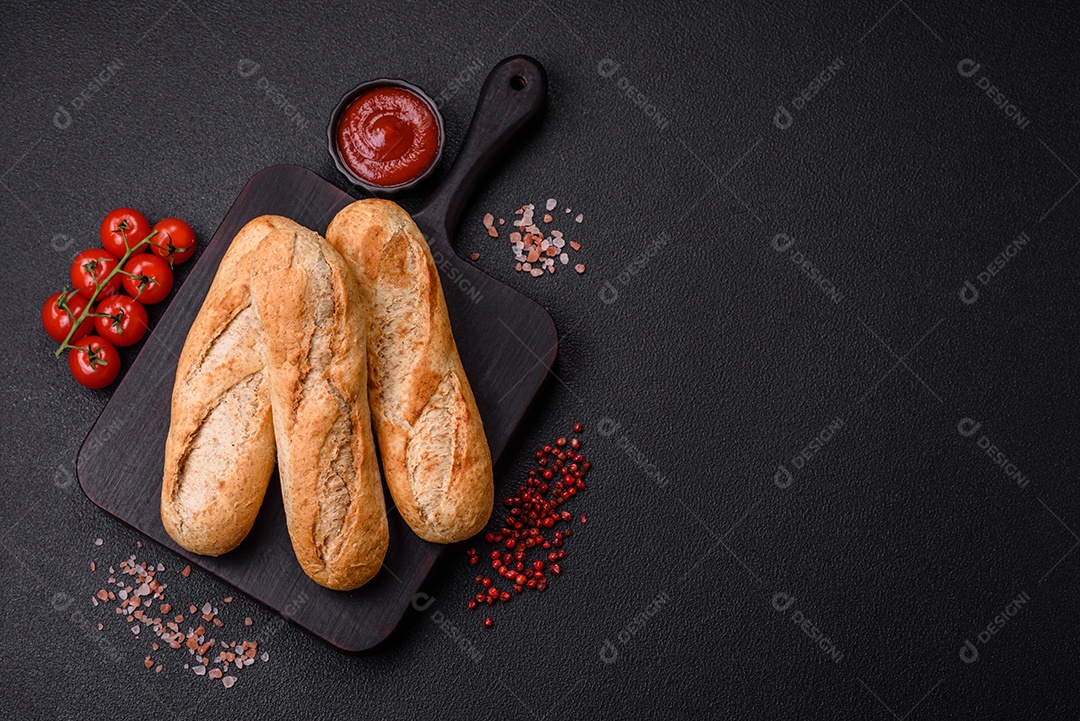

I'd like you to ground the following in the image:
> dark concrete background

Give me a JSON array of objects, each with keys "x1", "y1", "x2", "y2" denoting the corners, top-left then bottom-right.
[{"x1": 2, "y1": 1, "x2": 1078, "y2": 718}]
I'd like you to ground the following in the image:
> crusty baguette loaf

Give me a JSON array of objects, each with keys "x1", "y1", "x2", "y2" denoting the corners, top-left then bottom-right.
[
  {"x1": 249, "y1": 226, "x2": 388, "y2": 590},
  {"x1": 161, "y1": 215, "x2": 301, "y2": 556},
  {"x1": 325, "y1": 199, "x2": 493, "y2": 544}
]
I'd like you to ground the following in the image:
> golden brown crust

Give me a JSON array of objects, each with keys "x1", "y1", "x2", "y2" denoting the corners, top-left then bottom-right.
[
  {"x1": 326, "y1": 199, "x2": 493, "y2": 544},
  {"x1": 249, "y1": 226, "x2": 388, "y2": 590},
  {"x1": 161, "y1": 215, "x2": 301, "y2": 556}
]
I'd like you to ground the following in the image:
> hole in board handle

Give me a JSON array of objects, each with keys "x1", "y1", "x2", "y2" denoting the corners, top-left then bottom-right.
[{"x1": 510, "y1": 75, "x2": 527, "y2": 90}]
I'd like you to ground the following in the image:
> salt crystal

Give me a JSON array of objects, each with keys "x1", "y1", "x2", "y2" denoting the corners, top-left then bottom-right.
[
  {"x1": 94, "y1": 538, "x2": 103, "y2": 546},
  {"x1": 483, "y1": 212, "x2": 494, "y2": 227},
  {"x1": 260, "y1": 652, "x2": 269, "y2": 662},
  {"x1": 156, "y1": 563, "x2": 164, "y2": 571},
  {"x1": 202, "y1": 602, "x2": 212, "y2": 614},
  {"x1": 560, "y1": 253, "x2": 569, "y2": 264},
  {"x1": 575, "y1": 214, "x2": 583, "y2": 223},
  {"x1": 530, "y1": 268, "x2": 544, "y2": 277},
  {"x1": 131, "y1": 625, "x2": 140, "y2": 635},
  {"x1": 553, "y1": 238, "x2": 565, "y2": 248},
  {"x1": 546, "y1": 198, "x2": 556, "y2": 211},
  {"x1": 193, "y1": 665, "x2": 206, "y2": 676},
  {"x1": 222, "y1": 676, "x2": 237, "y2": 689}
]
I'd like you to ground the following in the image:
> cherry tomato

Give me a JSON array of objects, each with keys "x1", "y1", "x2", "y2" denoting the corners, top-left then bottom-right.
[
  {"x1": 70, "y1": 249, "x2": 121, "y2": 299},
  {"x1": 42, "y1": 290, "x2": 90, "y2": 343},
  {"x1": 100, "y1": 208, "x2": 152, "y2": 259},
  {"x1": 93, "y1": 295, "x2": 148, "y2": 347},
  {"x1": 121, "y1": 253, "x2": 173, "y2": 304},
  {"x1": 151, "y1": 218, "x2": 196, "y2": 265},
  {"x1": 68, "y1": 336, "x2": 121, "y2": 389}
]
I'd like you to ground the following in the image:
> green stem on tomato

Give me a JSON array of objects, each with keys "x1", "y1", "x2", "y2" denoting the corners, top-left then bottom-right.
[{"x1": 53, "y1": 230, "x2": 159, "y2": 358}]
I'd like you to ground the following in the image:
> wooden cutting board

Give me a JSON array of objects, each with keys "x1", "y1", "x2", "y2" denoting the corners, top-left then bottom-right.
[{"x1": 76, "y1": 57, "x2": 556, "y2": 652}]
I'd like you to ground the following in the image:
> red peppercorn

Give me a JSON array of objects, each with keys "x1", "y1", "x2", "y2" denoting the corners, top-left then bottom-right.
[
  {"x1": 484, "y1": 617, "x2": 493, "y2": 628},
  {"x1": 551, "y1": 564, "x2": 561, "y2": 574},
  {"x1": 556, "y1": 437, "x2": 567, "y2": 447},
  {"x1": 526, "y1": 579, "x2": 536, "y2": 588},
  {"x1": 484, "y1": 533, "x2": 495, "y2": 543},
  {"x1": 515, "y1": 574, "x2": 527, "y2": 586},
  {"x1": 573, "y1": 422, "x2": 583, "y2": 433},
  {"x1": 482, "y1": 577, "x2": 492, "y2": 587},
  {"x1": 476, "y1": 592, "x2": 486, "y2": 602},
  {"x1": 499, "y1": 591, "x2": 511, "y2": 602},
  {"x1": 469, "y1": 556, "x2": 478, "y2": 565},
  {"x1": 487, "y1": 586, "x2": 498, "y2": 598},
  {"x1": 468, "y1": 600, "x2": 477, "y2": 610},
  {"x1": 533, "y1": 560, "x2": 545, "y2": 571}
]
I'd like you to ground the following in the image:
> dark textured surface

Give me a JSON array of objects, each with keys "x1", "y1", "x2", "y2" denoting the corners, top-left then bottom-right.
[{"x1": 2, "y1": 1, "x2": 1078, "y2": 718}]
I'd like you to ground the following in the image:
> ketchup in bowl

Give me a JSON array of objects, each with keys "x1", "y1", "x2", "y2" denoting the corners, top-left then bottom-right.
[{"x1": 333, "y1": 84, "x2": 442, "y2": 190}]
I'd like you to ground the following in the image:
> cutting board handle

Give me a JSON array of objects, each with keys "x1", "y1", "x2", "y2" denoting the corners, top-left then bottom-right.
[{"x1": 415, "y1": 55, "x2": 547, "y2": 247}]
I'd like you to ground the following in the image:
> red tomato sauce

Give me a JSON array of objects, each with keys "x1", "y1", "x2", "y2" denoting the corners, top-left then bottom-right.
[{"x1": 335, "y1": 86, "x2": 440, "y2": 187}]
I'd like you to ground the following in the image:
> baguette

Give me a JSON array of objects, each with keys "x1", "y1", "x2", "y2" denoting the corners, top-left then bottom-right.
[
  {"x1": 161, "y1": 215, "x2": 300, "y2": 556},
  {"x1": 325, "y1": 199, "x2": 493, "y2": 544},
  {"x1": 249, "y1": 226, "x2": 388, "y2": 590}
]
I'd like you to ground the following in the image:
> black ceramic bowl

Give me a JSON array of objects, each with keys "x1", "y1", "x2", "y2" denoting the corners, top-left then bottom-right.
[{"x1": 326, "y1": 78, "x2": 445, "y2": 195}]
